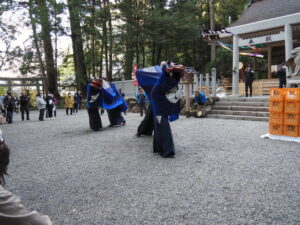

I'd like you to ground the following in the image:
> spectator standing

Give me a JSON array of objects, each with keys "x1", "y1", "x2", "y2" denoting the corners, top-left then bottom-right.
[
  {"x1": 77, "y1": 91, "x2": 83, "y2": 110},
  {"x1": 53, "y1": 95, "x2": 57, "y2": 117},
  {"x1": 136, "y1": 88, "x2": 147, "y2": 117},
  {"x1": 36, "y1": 93, "x2": 46, "y2": 121},
  {"x1": 13, "y1": 95, "x2": 20, "y2": 114},
  {"x1": 19, "y1": 91, "x2": 30, "y2": 121},
  {"x1": 4, "y1": 95, "x2": 15, "y2": 124},
  {"x1": 65, "y1": 93, "x2": 74, "y2": 115},
  {"x1": 73, "y1": 93, "x2": 79, "y2": 114},
  {"x1": 244, "y1": 67, "x2": 255, "y2": 97},
  {"x1": 3, "y1": 91, "x2": 13, "y2": 121},
  {"x1": 277, "y1": 66, "x2": 287, "y2": 88},
  {"x1": 45, "y1": 93, "x2": 55, "y2": 119}
]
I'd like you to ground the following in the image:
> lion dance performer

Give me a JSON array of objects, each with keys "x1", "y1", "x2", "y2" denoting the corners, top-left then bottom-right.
[
  {"x1": 136, "y1": 62, "x2": 184, "y2": 158},
  {"x1": 86, "y1": 78, "x2": 127, "y2": 131}
]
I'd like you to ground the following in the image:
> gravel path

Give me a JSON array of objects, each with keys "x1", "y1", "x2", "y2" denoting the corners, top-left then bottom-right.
[{"x1": 1, "y1": 110, "x2": 300, "y2": 225}]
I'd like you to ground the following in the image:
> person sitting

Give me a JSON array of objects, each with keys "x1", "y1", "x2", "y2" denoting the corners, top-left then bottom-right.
[
  {"x1": 194, "y1": 91, "x2": 207, "y2": 105},
  {"x1": 0, "y1": 129, "x2": 53, "y2": 224}
]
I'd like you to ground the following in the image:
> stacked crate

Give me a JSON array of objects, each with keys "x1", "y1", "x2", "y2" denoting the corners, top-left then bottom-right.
[
  {"x1": 284, "y1": 89, "x2": 300, "y2": 137},
  {"x1": 269, "y1": 89, "x2": 285, "y2": 135},
  {"x1": 269, "y1": 88, "x2": 300, "y2": 137}
]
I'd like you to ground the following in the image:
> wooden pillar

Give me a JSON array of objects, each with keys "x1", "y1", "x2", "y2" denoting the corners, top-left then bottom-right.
[
  {"x1": 268, "y1": 46, "x2": 272, "y2": 79},
  {"x1": 232, "y1": 35, "x2": 240, "y2": 95},
  {"x1": 199, "y1": 74, "x2": 203, "y2": 91},
  {"x1": 285, "y1": 24, "x2": 293, "y2": 77},
  {"x1": 212, "y1": 68, "x2": 216, "y2": 97},
  {"x1": 205, "y1": 73, "x2": 210, "y2": 95}
]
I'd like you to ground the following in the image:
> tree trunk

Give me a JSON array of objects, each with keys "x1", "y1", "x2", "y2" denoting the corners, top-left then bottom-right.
[
  {"x1": 209, "y1": 0, "x2": 216, "y2": 62},
  {"x1": 28, "y1": 0, "x2": 47, "y2": 94},
  {"x1": 106, "y1": 0, "x2": 113, "y2": 81},
  {"x1": 91, "y1": 0, "x2": 96, "y2": 78},
  {"x1": 35, "y1": 0, "x2": 58, "y2": 96},
  {"x1": 67, "y1": 0, "x2": 88, "y2": 93}
]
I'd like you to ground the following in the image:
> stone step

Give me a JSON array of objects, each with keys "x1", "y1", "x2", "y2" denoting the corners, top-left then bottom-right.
[
  {"x1": 217, "y1": 101, "x2": 269, "y2": 107},
  {"x1": 213, "y1": 105, "x2": 269, "y2": 112},
  {"x1": 219, "y1": 96, "x2": 269, "y2": 102},
  {"x1": 210, "y1": 110, "x2": 269, "y2": 117},
  {"x1": 207, "y1": 114, "x2": 269, "y2": 122}
]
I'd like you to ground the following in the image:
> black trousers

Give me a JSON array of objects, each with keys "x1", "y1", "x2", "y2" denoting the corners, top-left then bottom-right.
[
  {"x1": 245, "y1": 82, "x2": 253, "y2": 97},
  {"x1": 47, "y1": 107, "x2": 53, "y2": 118},
  {"x1": 21, "y1": 107, "x2": 30, "y2": 120},
  {"x1": 107, "y1": 106, "x2": 126, "y2": 126},
  {"x1": 39, "y1": 109, "x2": 45, "y2": 121},
  {"x1": 66, "y1": 108, "x2": 73, "y2": 115},
  {"x1": 137, "y1": 104, "x2": 154, "y2": 136},
  {"x1": 279, "y1": 80, "x2": 286, "y2": 88},
  {"x1": 73, "y1": 104, "x2": 78, "y2": 113},
  {"x1": 87, "y1": 108, "x2": 102, "y2": 131},
  {"x1": 153, "y1": 116, "x2": 175, "y2": 157},
  {"x1": 139, "y1": 103, "x2": 147, "y2": 116}
]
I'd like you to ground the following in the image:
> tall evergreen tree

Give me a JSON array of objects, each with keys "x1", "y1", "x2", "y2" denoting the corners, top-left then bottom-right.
[{"x1": 67, "y1": 0, "x2": 88, "y2": 92}]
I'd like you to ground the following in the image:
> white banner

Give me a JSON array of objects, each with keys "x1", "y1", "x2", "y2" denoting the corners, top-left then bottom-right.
[{"x1": 239, "y1": 31, "x2": 285, "y2": 47}]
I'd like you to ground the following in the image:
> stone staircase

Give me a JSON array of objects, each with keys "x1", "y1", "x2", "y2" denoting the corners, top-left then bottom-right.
[{"x1": 208, "y1": 96, "x2": 269, "y2": 122}]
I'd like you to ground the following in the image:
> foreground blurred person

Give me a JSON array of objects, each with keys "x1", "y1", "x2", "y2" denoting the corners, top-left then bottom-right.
[{"x1": 0, "y1": 129, "x2": 53, "y2": 224}]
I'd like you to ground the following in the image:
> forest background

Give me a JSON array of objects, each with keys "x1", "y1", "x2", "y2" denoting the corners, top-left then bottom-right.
[{"x1": 0, "y1": 0, "x2": 250, "y2": 96}]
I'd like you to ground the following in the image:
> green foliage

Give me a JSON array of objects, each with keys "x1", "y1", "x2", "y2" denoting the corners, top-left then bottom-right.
[{"x1": 1, "y1": 0, "x2": 254, "y2": 88}]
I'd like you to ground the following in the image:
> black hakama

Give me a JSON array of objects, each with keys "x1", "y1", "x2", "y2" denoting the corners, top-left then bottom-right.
[
  {"x1": 107, "y1": 105, "x2": 126, "y2": 126},
  {"x1": 153, "y1": 116, "x2": 175, "y2": 158},
  {"x1": 137, "y1": 104, "x2": 154, "y2": 136},
  {"x1": 87, "y1": 108, "x2": 102, "y2": 131}
]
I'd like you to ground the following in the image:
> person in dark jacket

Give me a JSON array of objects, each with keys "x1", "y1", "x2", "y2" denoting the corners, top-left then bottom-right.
[
  {"x1": 4, "y1": 95, "x2": 15, "y2": 124},
  {"x1": 277, "y1": 66, "x2": 286, "y2": 88},
  {"x1": 77, "y1": 91, "x2": 83, "y2": 110},
  {"x1": 244, "y1": 67, "x2": 255, "y2": 97},
  {"x1": 45, "y1": 93, "x2": 54, "y2": 119},
  {"x1": 19, "y1": 91, "x2": 30, "y2": 121},
  {"x1": 73, "y1": 93, "x2": 79, "y2": 114},
  {"x1": 136, "y1": 88, "x2": 147, "y2": 117}
]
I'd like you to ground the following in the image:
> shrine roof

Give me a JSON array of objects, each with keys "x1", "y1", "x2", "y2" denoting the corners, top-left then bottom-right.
[{"x1": 231, "y1": 0, "x2": 300, "y2": 27}]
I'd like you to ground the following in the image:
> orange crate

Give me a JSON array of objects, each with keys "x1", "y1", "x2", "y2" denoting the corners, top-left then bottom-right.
[
  {"x1": 285, "y1": 88, "x2": 300, "y2": 101},
  {"x1": 269, "y1": 123, "x2": 284, "y2": 135},
  {"x1": 270, "y1": 88, "x2": 285, "y2": 101},
  {"x1": 269, "y1": 112, "x2": 284, "y2": 124},
  {"x1": 269, "y1": 101, "x2": 284, "y2": 112},
  {"x1": 284, "y1": 125, "x2": 299, "y2": 137},
  {"x1": 284, "y1": 101, "x2": 300, "y2": 113},
  {"x1": 284, "y1": 113, "x2": 300, "y2": 125}
]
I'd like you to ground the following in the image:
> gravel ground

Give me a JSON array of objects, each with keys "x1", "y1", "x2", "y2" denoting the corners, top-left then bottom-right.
[{"x1": 1, "y1": 110, "x2": 300, "y2": 225}]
